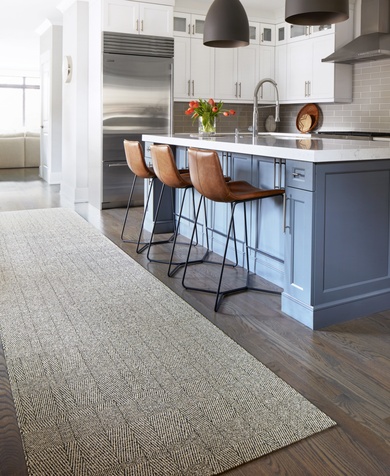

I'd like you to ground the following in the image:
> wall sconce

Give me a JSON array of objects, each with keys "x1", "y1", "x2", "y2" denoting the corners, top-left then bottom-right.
[
  {"x1": 62, "y1": 55, "x2": 73, "y2": 83},
  {"x1": 285, "y1": 0, "x2": 349, "y2": 25},
  {"x1": 203, "y1": 0, "x2": 249, "y2": 48}
]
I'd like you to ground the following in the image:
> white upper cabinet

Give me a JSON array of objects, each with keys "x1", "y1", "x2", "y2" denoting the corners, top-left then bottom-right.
[
  {"x1": 173, "y1": 12, "x2": 212, "y2": 101},
  {"x1": 139, "y1": 3, "x2": 173, "y2": 37},
  {"x1": 214, "y1": 45, "x2": 260, "y2": 101},
  {"x1": 276, "y1": 22, "x2": 288, "y2": 45},
  {"x1": 275, "y1": 44, "x2": 287, "y2": 101},
  {"x1": 260, "y1": 23, "x2": 275, "y2": 45},
  {"x1": 174, "y1": 37, "x2": 214, "y2": 100},
  {"x1": 250, "y1": 22, "x2": 275, "y2": 45},
  {"x1": 249, "y1": 22, "x2": 260, "y2": 44},
  {"x1": 172, "y1": 6, "x2": 353, "y2": 104},
  {"x1": 104, "y1": 0, "x2": 173, "y2": 37},
  {"x1": 173, "y1": 12, "x2": 205, "y2": 39},
  {"x1": 286, "y1": 40, "x2": 312, "y2": 101},
  {"x1": 288, "y1": 24, "x2": 307, "y2": 43},
  {"x1": 258, "y1": 45, "x2": 276, "y2": 102},
  {"x1": 104, "y1": 0, "x2": 139, "y2": 34},
  {"x1": 286, "y1": 32, "x2": 352, "y2": 103},
  {"x1": 239, "y1": 46, "x2": 261, "y2": 100}
]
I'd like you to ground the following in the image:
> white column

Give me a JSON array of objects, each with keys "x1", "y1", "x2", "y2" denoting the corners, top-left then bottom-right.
[{"x1": 58, "y1": 0, "x2": 90, "y2": 204}]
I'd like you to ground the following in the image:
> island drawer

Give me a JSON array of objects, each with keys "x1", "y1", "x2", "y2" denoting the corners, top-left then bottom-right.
[{"x1": 286, "y1": 160, "x2": 315, "y2": 191}]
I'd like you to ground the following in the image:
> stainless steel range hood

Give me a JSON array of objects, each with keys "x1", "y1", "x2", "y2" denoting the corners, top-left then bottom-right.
[{"x1": 322, "y1": 0, "x2": 390, "y2": 64}]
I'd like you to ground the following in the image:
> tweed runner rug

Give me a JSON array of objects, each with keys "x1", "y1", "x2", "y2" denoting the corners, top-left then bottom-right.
[{"x1": 0, "y1": 208, "x2": 336, "y2": 476}]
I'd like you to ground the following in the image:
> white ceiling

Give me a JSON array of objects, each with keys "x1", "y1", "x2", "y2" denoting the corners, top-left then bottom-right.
[{"x1": 0, "y1": 0, "x2": 285, "y2": 75}]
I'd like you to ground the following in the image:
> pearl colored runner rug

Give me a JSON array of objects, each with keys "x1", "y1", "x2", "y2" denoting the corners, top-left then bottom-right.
[{"x1": 0, "y1": 208, "x2": 336, "y2": 475}]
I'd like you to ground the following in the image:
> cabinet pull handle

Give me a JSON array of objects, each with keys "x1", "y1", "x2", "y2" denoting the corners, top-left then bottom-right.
[
  {"x1": 193, "y1": 24, "x2": 194, "y2": 35},
  {"x1": 188, "y1": 80, "x2": 190, "y2": 96},
  {"x1": 239, "y1": 82, "x2": 241, "y2": 98},
  {"x1": 308, "y1": 80, "x2": 311, "y2": 96},
  {"x1": 304, "y1": 81, "x2": 307, "y2": 97},
  {"x1": 192, "y1": 80, "x2": 194, "y2": 96},
  {"x1": 136, "y1": 19, "x2": 138, "y2": 31},
  {"x1": 141, "y1": 20, "x2": 143, "y2": 31},
  {"x1": 235, "y1": 82, "x2": 238, "y2": 97},
  {"x1": 188, "y1": 24, "x2": 190, "y2": 34},
  {"x1": 283, "y1": 195, "x2": 290, "y2": 233}
]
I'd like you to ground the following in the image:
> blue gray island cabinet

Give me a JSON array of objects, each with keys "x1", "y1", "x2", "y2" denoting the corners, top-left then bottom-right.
[{"x1": 143, "y1": 132, "x2": 390, "y2": 329}]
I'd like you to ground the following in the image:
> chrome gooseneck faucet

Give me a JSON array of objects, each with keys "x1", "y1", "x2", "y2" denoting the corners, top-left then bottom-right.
[{"x1": 252, "y1": 78, "x2": 280, "y2": 139}]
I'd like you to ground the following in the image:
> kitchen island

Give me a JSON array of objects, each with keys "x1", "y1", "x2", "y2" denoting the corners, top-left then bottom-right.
[{"x1": 142, "y1": 132, "x2": 390, "y2": 329}]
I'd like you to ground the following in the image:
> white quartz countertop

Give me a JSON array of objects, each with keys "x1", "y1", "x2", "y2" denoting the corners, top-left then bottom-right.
[{"x1": 142, "y1": 133, "x2": 390, "y2": 163}]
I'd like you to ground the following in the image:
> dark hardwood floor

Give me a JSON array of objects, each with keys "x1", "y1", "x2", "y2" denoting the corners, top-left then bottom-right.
[{"x1": 1, "y1": 168, "x2": 390, "y2": 475}]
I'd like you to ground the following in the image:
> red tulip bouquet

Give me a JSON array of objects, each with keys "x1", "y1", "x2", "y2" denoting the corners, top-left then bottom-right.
[{"x1": 185, "y1": 98, "x2": 235, "y2": 134}]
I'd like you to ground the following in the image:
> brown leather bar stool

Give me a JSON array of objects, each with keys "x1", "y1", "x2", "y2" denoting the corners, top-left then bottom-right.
[
  {"x1": 148, "y1": 144, "x2": 207, "y2": 277},
  {"x1": 182, "y1": 147, "x2": 285, "y2": 311},
  {"x1": 121, "y1": 140, "x2": 177, "y2": 253}
]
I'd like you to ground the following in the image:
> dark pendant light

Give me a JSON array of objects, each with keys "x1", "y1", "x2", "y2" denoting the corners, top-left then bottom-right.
[
  {"x1": 285, "y1": 0, "x2": 349, "y2": 25},
  {"x1": 203, "y1": 0, "x2": 249, "y2": 48}
]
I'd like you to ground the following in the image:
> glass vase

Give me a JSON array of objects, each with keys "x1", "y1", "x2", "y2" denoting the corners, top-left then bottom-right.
[{"x1": 198, "y1": 116, "x2": 216, "y2": 135}]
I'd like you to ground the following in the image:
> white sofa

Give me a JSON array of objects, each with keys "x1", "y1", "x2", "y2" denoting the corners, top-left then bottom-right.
[{"x1": 0, "y1": 131, "x2": 40, "y2": 168}]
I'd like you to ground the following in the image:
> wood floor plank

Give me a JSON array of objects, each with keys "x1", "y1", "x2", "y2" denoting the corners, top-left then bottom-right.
[
  {"x1": 1, "y1": 170, "x2": 390, "y2": 476},
  {"x1": 0, "y1": 338, "x2": 28, "y2": 476}
]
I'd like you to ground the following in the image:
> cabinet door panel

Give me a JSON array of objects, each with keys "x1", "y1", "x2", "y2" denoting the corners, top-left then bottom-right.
[
  {"x1": 174, "y1": 37, "x2": 191, "y2": 100},
  {"x1": 215, "y1": 49, "x2": 237, "y2": 101},
  {"x1": 238, "y1": 45, "x2": 259, "y2": 101},
  {"x1": 310, "y1": 35, "x2": 335, "y2": 100},
  {"x1": 190, "y1": 39, "x2": 214, "y2": 99},
  {"x1": 191, "y1": 14, "x2": 206, "y2": 38},
  {"x1": 284, "y1": 186, "x2": 313, "y2": 303},
  {"x1": 258, "y1": 46, "x2": 275, "y2": 101},
  {"x1": 140, "y1": 4, "x2": 173, "y2": 37},
  {"x1": 260, "y1": 23, "x2": 275, "y2": 45},
  {"x1": 275, "y1": 45, "x2": 287, "y2": 101},
  {"x1": 286, "y1": 41, "x2": 311, "y2": 102},
  {"x1": 173, "y1": 12, "x2": 191, "y2": 37},
  {"x1": 104, "y1": 0, "x2": 139, "y2": 34}
]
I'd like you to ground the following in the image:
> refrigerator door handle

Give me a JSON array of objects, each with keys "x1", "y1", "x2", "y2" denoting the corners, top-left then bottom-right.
[{"x1": 192, "y1": 80, "x2": 194, "y2": 96}]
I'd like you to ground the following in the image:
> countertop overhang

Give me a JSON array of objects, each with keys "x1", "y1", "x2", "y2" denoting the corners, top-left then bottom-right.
[{"x1": 142, "y1": 133, "x2": 390, "y2": 163}]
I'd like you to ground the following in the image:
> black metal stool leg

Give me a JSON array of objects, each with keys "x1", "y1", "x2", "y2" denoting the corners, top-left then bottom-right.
[
  {"x1": 121, "y1": 174, "x2": 138, "y2": 242},
  {"x1": 214, "y1": 202, "x2": 240, "y2": 311},
  {"x1": 146, "y1": 185, "x2": 206, "y2": 274},
  {"x1": 182, "y1": 195, "x2": 204, "y2": 286},
  {"x1": 121, "y1": 176, "x2": 174, "y2": 253}
]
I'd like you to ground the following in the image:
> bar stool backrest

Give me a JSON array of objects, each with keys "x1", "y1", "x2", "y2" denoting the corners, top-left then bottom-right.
[
  {"x1": 123, "y1": 140, "x2": 154, "y2": 179},
  {"x1": 188, "y1": 148, "x2": 233, "y2": 203},
  {"x1": 150, "y1": 144, "x2": 187, "y2": 188}
]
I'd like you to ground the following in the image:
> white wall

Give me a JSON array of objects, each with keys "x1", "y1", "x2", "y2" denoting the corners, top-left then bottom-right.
[
  {"x1": 88, "y1": 0, "x2": 103, "y2": 210},
  {"x1": 61, "y1": 0, "x2": 89, "y2": 204},
  {"x1": 39, "y1": 25, "x2": 63, "y2": 184}
]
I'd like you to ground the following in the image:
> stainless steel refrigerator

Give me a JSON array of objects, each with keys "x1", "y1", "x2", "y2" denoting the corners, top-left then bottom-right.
[{"x1": 102, "y1": 32, "x2": 174, "y2": 209}]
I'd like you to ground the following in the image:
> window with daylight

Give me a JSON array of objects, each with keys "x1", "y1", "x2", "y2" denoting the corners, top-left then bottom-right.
[{"x1": 0, "y1": 76, "x2": 40, "y2": 131}]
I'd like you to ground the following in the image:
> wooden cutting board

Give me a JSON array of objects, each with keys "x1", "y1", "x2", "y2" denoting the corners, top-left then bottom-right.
[{"x1": 296, "y1": 103, "x2": 319, "y2": 133}]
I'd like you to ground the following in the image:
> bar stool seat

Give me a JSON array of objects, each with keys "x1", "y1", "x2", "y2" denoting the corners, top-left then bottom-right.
[{"x1": 182, "y1": 147, "x2": 285, "y2": 311}]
